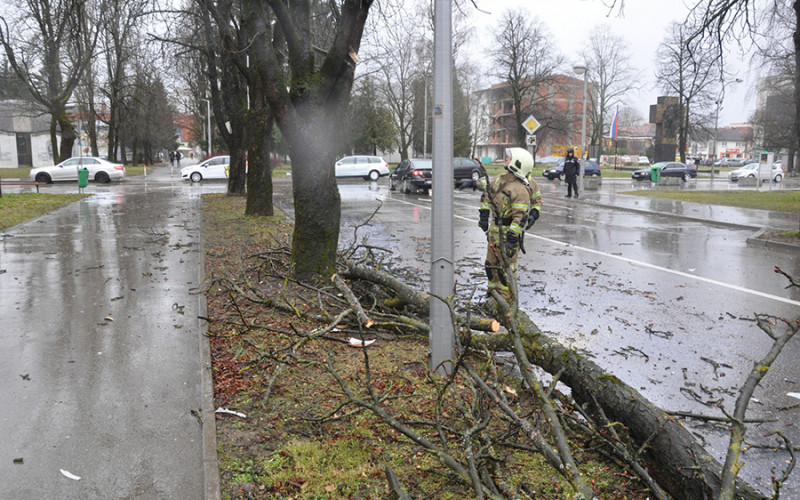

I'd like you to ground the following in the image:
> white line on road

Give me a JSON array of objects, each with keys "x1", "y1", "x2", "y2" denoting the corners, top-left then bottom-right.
[{"x1": 393, "y1": 195, "x2": 800, "y2": 307}]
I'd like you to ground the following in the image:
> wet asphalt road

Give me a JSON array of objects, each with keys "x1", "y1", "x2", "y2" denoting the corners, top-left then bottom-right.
[
  {"x1": 2, "y1": 168, "x2": 798, "y2": 497},
  {"x1": 1, "y1": 170, "x2": 213, "y2": 498}
]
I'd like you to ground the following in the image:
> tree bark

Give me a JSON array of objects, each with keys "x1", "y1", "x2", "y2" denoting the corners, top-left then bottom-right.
[{"x1": 245, "y1": 73, "x2": 274, "y2": 217}]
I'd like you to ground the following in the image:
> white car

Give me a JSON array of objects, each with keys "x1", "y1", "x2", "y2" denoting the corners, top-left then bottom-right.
[
  {"x1": 30, "y1": 157, "x2": 126, "y2": 184},
  {"x1": 334, "y1": 155, "x2": 390, "y2": 181},
  {"x1": 181, "y1": 155, "x2": 231, "y2": 182},
  {"x1": 728, "y1": 163, "x2": 784, "y2": 183},
  {"x1": 638, "y1": 156, "x2": 650, "y2": 165}
]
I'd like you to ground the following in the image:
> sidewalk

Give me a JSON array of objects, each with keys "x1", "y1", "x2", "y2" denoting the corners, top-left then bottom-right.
[
  {"x1": 1, "y1": 166, "x2": 219, "y2": 499},
  {"x1": 574, "y1": 177, "x2": 799, "y2": 232}
]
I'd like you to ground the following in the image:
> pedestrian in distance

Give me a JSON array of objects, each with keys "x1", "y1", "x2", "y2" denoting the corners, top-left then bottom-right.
[
  {"x1": 474, "y1": 147, "x2": 542, "y2": 303},
  {"x1": 169, "y1": 150, "x2": 175, "y2": 167},
  {"x1": 176, "y1": 151, "x2": 183, "y2": 168},
  {"x1": 563, "y1": 147, "x2": 579, "y2": 198}
]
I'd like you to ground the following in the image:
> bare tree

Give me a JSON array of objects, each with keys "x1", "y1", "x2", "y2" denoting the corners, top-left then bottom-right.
[
  {"x1": 239, "y1": 0, "x2": 374, "y2": 279},
  {"x1": 99, "y1": 0, "x2": 149, "y2": 163},
  {"x1": 655, "y1": 20, "x2": 721, "y2": 163},
  {"x1": 488, "y1": 8, "x2": 563, "y2": 148},
  {"x1": 690, "y1": 0, "x2": 799, "y2": 176},
  {"x1": 0, "y1": 0, "x2": 100, "y2": 162},
  {"x1": 749, "y1": 2, "x2": 796, "y2": 175},
  {"x1": 581, "y1": 25, "x2": 641, "y2": 159},
  {"x1": 367, "y1": 5, "x2": 421, "y2": 160}
]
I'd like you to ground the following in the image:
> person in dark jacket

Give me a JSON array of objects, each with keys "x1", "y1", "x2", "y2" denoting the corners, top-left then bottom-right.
[{"x1": 563, "y1": 148, "x2": 579, "y2": 198}]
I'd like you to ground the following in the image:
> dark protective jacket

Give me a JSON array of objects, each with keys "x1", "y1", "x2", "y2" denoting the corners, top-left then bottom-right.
[{"x1": 563, "y1": 155, "x2": 580, "y2": 181}]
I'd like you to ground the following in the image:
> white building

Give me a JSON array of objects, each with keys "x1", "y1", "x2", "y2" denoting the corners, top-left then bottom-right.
[{"x1": 0, "y1": 100, "x2": 55, "y2": 168}]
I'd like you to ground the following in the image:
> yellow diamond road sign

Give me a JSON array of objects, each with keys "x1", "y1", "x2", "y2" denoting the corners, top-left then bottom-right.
[{"x1": 522, "y1": 115, "x2": 541, "y2": 135}]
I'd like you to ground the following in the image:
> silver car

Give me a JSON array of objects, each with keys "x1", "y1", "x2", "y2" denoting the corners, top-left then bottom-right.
[{"x1": 29, "y1": 157, "x2": 126, "y2": 184}]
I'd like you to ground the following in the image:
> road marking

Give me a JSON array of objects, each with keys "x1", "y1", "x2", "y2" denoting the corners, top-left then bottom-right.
[{"x1": 394, "y1": 195, "x2": 800, "y2": 307}]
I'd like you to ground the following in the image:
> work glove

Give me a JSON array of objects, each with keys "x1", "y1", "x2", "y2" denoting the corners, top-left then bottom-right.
[
  {"x1": 478, "y1": 209, "x2": 489, "y2": 232},
  {"x1": 457, "y1": 179, "x2": 477, "y2": 190},
  {"x1": 525, "y1": 208, "x2": 539, "y2": 230},
  {"x1": 504, "y1": 232, "x2": 519, "y2": 258}
]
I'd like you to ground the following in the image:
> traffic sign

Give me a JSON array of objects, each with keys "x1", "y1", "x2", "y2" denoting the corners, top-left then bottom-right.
[
  {"x1": 522, "y1": 115, "x2": 541, "y2": 135},
  {"x1": 526, "y1": 134, "x2": 537, "y2": 146}
]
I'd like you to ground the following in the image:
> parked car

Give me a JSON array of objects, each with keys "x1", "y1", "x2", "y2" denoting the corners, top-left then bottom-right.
[
  {"x1": 334, "y1": 155, "x2": 390, "y2": 181},
  {"x1": 30, "y1": 156, "x2": 126, "y2": 184},
  {"x1": 638, "y1": 156, "x2": 650, "y2": 165},
  {"x1": 631, "y1": 167, "x2": 652, "y2": 181},
  {"x1": 389, "y1": 158, "x2": 432, "y2": 194},
  {"x1": 181, "y1": 155, "x2": 231, "y2": 182},
  {"x1": 536, "y1": 155, "x2": 563, "y2": 166},
  {"x1": 660, "y1": 161, "x2": 697, "y2": 181},
  {"x1": 542, "y1": 160, "x2": 601, "y2": 180},
  {"x1": 452, "y1": 157, "x2": 487, "y2": 183},
  {"x1": 728, "y1": 163, "x2": 784, "y2": 183},
  {"x1": 632, "y1": 161, "x2": 696, "y2": 181}
]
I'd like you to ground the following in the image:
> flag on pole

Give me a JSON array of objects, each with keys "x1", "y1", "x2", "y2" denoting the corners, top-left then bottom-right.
[{"x1": 611, "y1": 106, "x2": 619, "y2": 139}]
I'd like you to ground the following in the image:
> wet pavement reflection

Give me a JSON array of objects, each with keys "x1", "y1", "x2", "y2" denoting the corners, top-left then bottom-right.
[{"x1": 1, "y1": 172, "x2": 215, "y2": 497}]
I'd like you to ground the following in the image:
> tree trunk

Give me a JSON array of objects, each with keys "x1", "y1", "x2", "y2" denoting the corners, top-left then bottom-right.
[
  {"x1": 287, "y1": 120, "x2": 341, "y2": 280},
  {"x1": 245, "y1": 80, "x2": 274, "y2": 216},
  {"x1": 348, "y1": 265, "x2": 767, "y2": 500},
  {"x1": 483, "y1": 309, "x2": 767, "y2": 500},
  {"x1": 56, "y1": 108, "x2": 77, "y2": 162},
  {"x1": 794, "y1": 2, "x2": 800, "y2": 179}
]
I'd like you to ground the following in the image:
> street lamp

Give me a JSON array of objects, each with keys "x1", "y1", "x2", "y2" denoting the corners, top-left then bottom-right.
[
  {"x1": 201, "y1": 98, "x2": 212, "y2": 157},
  {"x1": 710, "y1": 78, "x2": 742, "y2": 183},
  {"x1": 573, "y1": 64, "x2": 588, "y2": 194}
]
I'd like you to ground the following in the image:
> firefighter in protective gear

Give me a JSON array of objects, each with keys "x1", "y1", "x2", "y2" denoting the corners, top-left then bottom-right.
[{"x1": 477, "y1": 147, "x2": 543, "y2": 302}]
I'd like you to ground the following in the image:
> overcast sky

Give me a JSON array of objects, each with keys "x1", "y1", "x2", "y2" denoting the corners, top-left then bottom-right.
[{"x1": 467, "y1": 0, "x2": 755, "y2": 127}]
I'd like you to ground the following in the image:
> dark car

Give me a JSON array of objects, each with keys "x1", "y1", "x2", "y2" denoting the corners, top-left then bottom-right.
[
  {"x1": 452, "y1": 157, "x2": 487, "y2": 183},
  {"x1": 390, "y1": 158, "x2": 433, "y2": 194},
  {"x1": 631, "y1": 167, "x2": 652, "y2": 181},
  {"x1": 632, "y1": 162, "x2": 696, "y2": 182},
  {"x1": 542, "y1": 160, "x2": 601, "y2": 180}
]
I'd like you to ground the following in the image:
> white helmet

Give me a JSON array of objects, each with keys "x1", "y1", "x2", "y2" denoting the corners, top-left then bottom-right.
[{"x1": 504, "y1": 147, "x2": 533, "y2": 184}]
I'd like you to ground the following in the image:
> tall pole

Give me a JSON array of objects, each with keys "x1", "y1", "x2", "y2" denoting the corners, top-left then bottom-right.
[
  {"x1": 711, "y1": 100, "x2": 720, "y2": 183},
  {"x1": 429, "y1": 0, "x2": 455, "y2": 375},
  {"x1": 202, "y1": 98, "x2": 212, "y2": 157},
  {"x1": 573, "y1": 64, "x2": 588, "y2": 194}
]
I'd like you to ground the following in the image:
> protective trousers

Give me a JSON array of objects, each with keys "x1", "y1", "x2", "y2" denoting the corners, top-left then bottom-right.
[{"x1": 485, "y1": 229, "x2": 518, "y2": 301}]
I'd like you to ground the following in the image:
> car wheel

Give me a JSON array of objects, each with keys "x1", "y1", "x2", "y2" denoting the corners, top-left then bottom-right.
[
  {"x1": 95, "y1": 171, "x2": 110, "y2": 183},
  {"x1": 402, "y1": 179, "x2": 411, "y2": 194},
  {"x1": 558, "y1": 173, "x2": 565, "y2": 181},
  {"x1": 368, "y1": 169, "x2": 380, "y2": 181},
  {"x1": 748, "y1": 174, "x2": 755, "y2": 178},
  {"x1": 682, "y1": 173, "x2": 689, "y2": 182},
  {"x1": 471, "y1": 170, "x2": 482, "y2": 181},
  {"x1": 35, "y1": 172, "x2": 52, "y2": 183},
  {"x1": 774, "y1": 174, "x2": 782, "y2": 183},
  {"x1": 423, "y1": 188, "x2": 430, "y2": 196},
  {"x1": 190, "y1": 172, "x2": 203, "y2": 183}
]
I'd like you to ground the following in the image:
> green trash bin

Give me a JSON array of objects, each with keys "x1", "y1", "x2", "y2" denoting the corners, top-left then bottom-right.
[
  {"x1": 650, "y1": 163, "x2": 662, "y2": 182},
  {"x1": 78, "y1": 167, "x2": 89, "y2": 188}
]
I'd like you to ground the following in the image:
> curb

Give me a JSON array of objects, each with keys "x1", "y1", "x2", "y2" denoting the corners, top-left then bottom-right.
[
  {"x1": 198, "y1": 227, "x2": 222, "y2": 499},
  {"x1": 746, "y1": 227, "x2": 800, "y2": 252}
]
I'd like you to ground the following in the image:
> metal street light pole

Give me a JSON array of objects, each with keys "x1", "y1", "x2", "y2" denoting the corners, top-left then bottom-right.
[
  {"x1": 573, "y1": 64, "x2": 588, "y2": 194},
  {"x1": 711, "y1": 100, "x2": 720, "y2": 182},
  {"x1": 429, "y1": 0, "x2": 454, "y2": 375},
  {"x1": 202, "y1": 98, "x2": 212, "y2": 157}
]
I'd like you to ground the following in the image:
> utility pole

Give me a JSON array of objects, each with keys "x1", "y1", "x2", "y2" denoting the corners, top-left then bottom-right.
[{"x1": 429, "y1": 0, "x2": 454, "y2": 375}]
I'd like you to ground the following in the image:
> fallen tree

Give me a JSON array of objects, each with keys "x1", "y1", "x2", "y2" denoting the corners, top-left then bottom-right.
[{"x1": 341, "y1": 262, "x2": 778, "y2": 500}]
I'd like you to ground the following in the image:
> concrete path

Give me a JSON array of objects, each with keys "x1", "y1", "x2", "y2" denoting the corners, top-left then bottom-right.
[{"x1": 1, "y1": 165, "x2": 220, "y2": 499}]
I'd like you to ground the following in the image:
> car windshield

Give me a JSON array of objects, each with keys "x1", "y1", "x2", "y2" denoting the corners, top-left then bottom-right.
[{"x1": 411, "y1": 159, "x2": 433, "y2": 169}]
